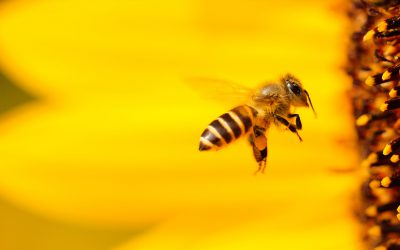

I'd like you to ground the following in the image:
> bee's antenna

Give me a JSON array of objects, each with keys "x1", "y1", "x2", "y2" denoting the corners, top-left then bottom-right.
[{"x1": 304, "y1": 90, "x2": 317, "y2": 118}]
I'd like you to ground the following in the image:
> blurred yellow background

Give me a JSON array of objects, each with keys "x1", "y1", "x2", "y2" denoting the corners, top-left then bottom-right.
[{"x1": 0, "y1": 0, "x2": 361, "y2": 249}]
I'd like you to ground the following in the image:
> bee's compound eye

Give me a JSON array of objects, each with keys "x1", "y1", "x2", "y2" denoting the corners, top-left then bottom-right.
[{"x1": 288, "y1": 83, "x2": 301, "y2": 96}]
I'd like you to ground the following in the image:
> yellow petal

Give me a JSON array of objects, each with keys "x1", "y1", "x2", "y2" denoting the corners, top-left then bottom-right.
[{"x1": 0, "y1": 0, "x2": 358, "y2": 249}]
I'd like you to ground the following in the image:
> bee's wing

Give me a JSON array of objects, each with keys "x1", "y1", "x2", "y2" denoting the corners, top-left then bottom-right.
[{"x1": 185, "y1": 77, "x2": 253, "y2": 107}]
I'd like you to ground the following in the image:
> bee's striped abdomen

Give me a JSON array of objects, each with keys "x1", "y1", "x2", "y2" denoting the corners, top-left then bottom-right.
[{"x1": 199, "y1": 105, "x2": 256, "y2": 151}]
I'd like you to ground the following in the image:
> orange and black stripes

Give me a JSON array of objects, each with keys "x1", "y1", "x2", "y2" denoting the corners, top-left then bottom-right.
[
  {"x1": 363, "y1": 16, "x2": 400, "y2": 42},
  {"x1": 219, "y1": 114, "x2": 241, "y2": 138},
  {"x1": 199, "y1": 105, "x2": 256, "y2": 151}
]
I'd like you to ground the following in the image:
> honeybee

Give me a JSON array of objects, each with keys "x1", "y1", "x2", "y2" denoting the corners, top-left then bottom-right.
[{"x1": 197, "y1": 74, "x2": 316, "y2": 173}]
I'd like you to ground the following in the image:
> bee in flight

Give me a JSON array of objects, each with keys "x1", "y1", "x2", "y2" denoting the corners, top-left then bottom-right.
[{"x1": 197, "y1": 74, "x2": 316, "y2": 173}]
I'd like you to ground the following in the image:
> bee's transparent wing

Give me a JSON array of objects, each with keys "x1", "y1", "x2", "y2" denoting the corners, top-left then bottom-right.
[{"x1": 185, "y1": 76, "x2": 253, "y2": 107}]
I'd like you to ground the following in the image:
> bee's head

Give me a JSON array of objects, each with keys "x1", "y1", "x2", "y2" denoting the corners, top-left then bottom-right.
[{"x1": 283, "y1": 74, "x2": 316, "y2": 116}]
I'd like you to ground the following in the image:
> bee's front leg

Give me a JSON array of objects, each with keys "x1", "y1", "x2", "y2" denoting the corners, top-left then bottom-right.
[
  {"x1": 249, "y1": 126, "x2": 268, "y2": 174},
  {"x1": 275, "y1": 115, "x2": 303, "y2": 142},
  {"x1": 288, "y1": 113, "x2": 302, "y2": 130}
]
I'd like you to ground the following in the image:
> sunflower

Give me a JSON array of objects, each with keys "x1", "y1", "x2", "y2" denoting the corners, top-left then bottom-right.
[{"x1": 0, "y1": 0, "x2": 382, "y2": 249}]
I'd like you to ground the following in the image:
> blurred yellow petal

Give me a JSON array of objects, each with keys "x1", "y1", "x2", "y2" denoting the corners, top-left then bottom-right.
[{"x1": 0, "y1": 0, "x2": 361, "y2": 249}]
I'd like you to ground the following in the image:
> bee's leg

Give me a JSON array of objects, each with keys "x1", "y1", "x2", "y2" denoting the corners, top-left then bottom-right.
[
  {"x1": 249, "y1": 126, "x2": 268, "y2": 174},
  {"x1": 253, "y1": 147, "x2": 267, "y2": 175},
  {"x1": 275, "y1": 115, "x2": 303, "y2": 142},
  {"x1": 288, "y1": 113, "x2": 302, "y2": 130}
]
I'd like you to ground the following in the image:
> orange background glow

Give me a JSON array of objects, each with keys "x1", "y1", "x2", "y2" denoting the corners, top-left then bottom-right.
[{"x1": 0, "y1": 0, "x2": 361, "y2": 249}]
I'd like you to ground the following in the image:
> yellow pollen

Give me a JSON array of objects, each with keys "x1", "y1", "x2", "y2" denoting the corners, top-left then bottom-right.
[
  {"x1": 365, "y1": 206, "x2": 378, "y2": 217},
  {"x1": 383, "y1": 144, "x2": 392, "y2": 155},
  {"x1": 363, "y1": 30, "x2": 375, "y2": 42},
  {"x1": 365, "y1": 76, "x2": 375, "y2": 86},
  {"x1": 382, "y1": 71, "x2": 391, "y2": 81},
  {"x1": 398, "y1": 205, "x2": 400, "y2": 213},
  {"x1": 389, "y1": 89, "x2": 397, "y2": 98},
  {"x1": 380, "y1": 103, "x2": 388, "y2": 112},
  {"x1": 381, "y1": 177, "x2": 392, "y2": 188},
  {"x1": 397, "y1": 213, "x2": 400, "y2": 221},
  {"x1": 356, "y1": 114, "x2": 370, "y2": 126},
  {"x1": 374, "y1": 246, "x2": 387, "y2": 250},
  {"x1": 377, "y1": 22, "x2": 388, "y2": 32},
  {"x1": 390, "y1": 154, "x2": 399, "y2": 163}
]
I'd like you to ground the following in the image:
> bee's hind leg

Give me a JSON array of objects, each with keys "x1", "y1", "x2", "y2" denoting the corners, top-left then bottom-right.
[
  {"x1": 249, "y1": 126, "x2": 268, "y2": 174},
  {"x1": 253, "y1": 149, "x2": 267, "y2": 175}
]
